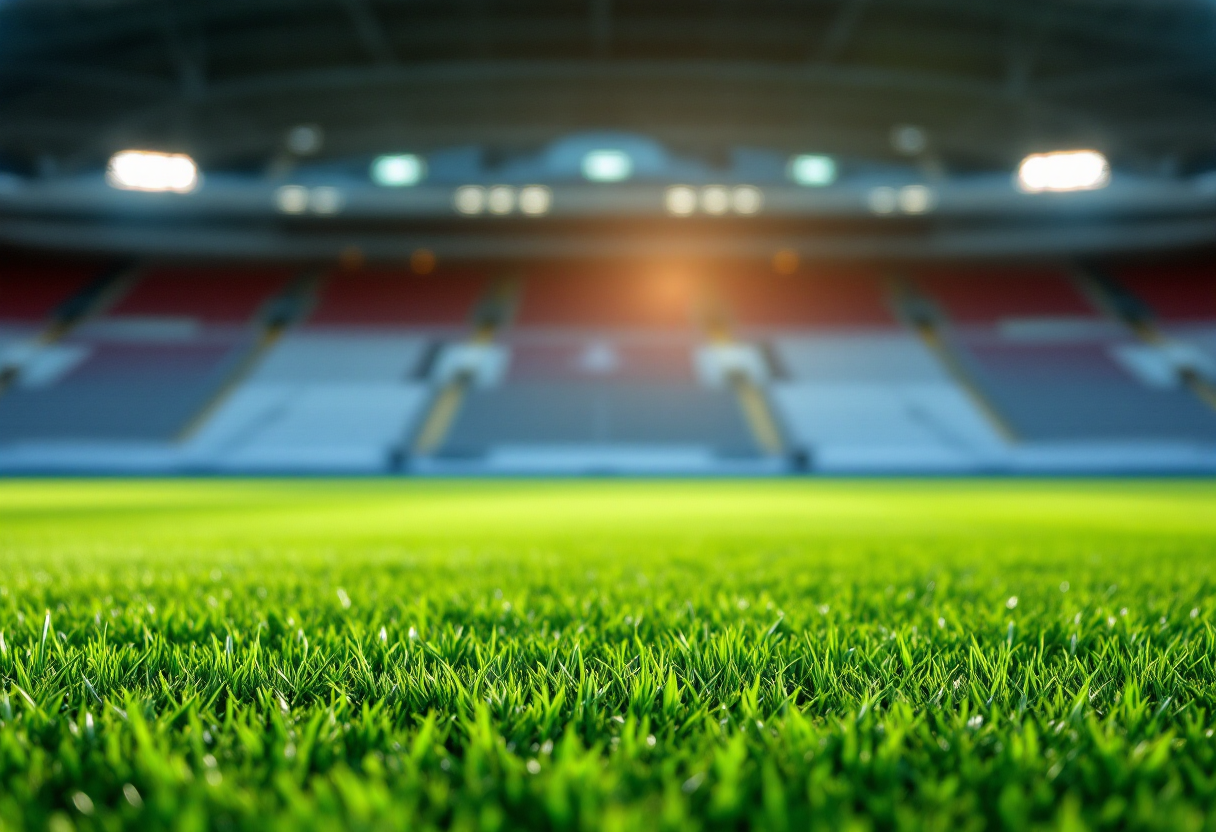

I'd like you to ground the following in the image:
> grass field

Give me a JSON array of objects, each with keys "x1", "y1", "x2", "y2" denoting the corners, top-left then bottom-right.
[{"x1": 2, "y1": 479, "x2": 1216, "y2": 832}]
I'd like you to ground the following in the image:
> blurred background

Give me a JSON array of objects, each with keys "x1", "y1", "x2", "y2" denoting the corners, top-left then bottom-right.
[{"x1": 1, "y1": 0, "x2": 1215, "y2": 474}]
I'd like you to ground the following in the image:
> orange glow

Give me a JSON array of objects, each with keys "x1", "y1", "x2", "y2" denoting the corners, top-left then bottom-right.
[
  {"x1": 411, "y1": 248, "x2": 437, "y2": 275},
  {"x1": 772, "y1": 249, "x2": 799, "y2": 275}
]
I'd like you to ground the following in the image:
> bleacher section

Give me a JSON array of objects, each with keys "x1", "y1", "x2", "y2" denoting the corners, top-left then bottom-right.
[
  {"x1": 430, "y1": 268, "x2": 764, "y2": 472},
  {"x1": 2, "y1": 255, "x2": 1216, "y2": 473},
  {"x1": 187, "y1": 269, "x2": 477, "y2": 471},
  {"x1": 711, "y1": 270, "x2": 1007, "y2": 470},
  {"x1": 917, "y1": 267, "x2": 1216, "y2": 448}
]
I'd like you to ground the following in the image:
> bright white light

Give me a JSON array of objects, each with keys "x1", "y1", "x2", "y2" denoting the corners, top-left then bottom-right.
[
  {"x1": 275, "y1": 185, "x2": 309, "y2": 214},
  {"x1": 310, "y1": 186, "x2": 343, "y2": 215},
  {"x1": 665, "y1": 186, "x2": 697, "y2": 216},
  {"x1": 486, "y1": 185, "x2": 515, "y2": 215},
  {"x1": 868, "y1": 186, "x2": 898, "y2": 215},
  {"x1": 371, "y1": 154, "x2": 425, "y2": 187},
  {"x1": 582, "y1": 149, "x2": 633, "y2": 182},
  {"x1": 898, "y1": 184, "x2": 934, "y2": 214},
  {"x1": 454, "y1": 186, "x2": 486, "y2": 215},
  {"x1": 701, "y1": 186, "x2": 730, "y2": 215},
  {"x1": 106, "y1": 150, "x2": 198, "y2": 193},
  {"x1": 518, "y1": 185, "x2": 552, "y2": 216},
  {"x1": 789, "y1": 155, "x2": 836, "y2": 187},
  {"x1": 732, "y1": 185, "x2": 763, "y2": 215},
  {"x1": 1017, "y1": 150, "x2": 1110, "y2": 193}
]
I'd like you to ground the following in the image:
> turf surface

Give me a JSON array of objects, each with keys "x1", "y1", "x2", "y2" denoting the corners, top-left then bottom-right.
[{"x1": 2, "y1": 479, "x2": 1216, "y2": 832}]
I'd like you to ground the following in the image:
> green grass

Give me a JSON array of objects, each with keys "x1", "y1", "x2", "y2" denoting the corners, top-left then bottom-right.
[{"x1": 3, "y1": 479, "x2": 1216, "y2": 832}]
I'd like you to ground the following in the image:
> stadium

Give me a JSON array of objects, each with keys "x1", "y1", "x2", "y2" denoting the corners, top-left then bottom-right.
[{"x1": 2, "y1": 1, "x2": 1216, "y2": 830}]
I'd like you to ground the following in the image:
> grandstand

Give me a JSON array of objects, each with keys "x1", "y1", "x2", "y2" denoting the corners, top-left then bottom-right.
[{"x1": 2, "y1": 253, "x2": 1214, "y2": 474}]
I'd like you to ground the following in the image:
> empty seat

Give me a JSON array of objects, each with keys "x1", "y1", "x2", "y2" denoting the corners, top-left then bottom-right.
[
  {"x1": 0, "y1": 338, "x2": 248, "y2": 442},
  {"x1": 0, "y1": 261, "x2": 99, "y2": 324},
  {"x1": 952, "y1": 337, "x2": 1216, "y2": 442},
  {"x1": 709, "y1": 270, "x2": 898, "y2": 329},
  {"x1": 516, "y1": 269, "x2": 695, "y2": 329},
  {"x1": 504, "y1": 335, "x2": 696, "y2": 382},
  {"x1": 774, "y1": 333, "x2": 948, "y2": 382},
  {"x1": 439, "y1": 383, "x2": 758, "y2": 457},
  {"x1": 309, "y1": 269, "x2": 487, "y2": 327},
  {"x1": 108, "y1": 266, "x2": 291, "y2": 325},
  {"x1": 251, "y1": 333, "x2": 428, "y2": 383},
  {"x1": 917, "y1": 267, "x2": 1098, "y2": 326},
  {"x1": 772, "y1": 382, "x2": 1005, "y2": 468},
  {"x1": 190, "y1": 382, "x2": 429, "y2": 470},
  {"x1": 1114, "y1": 262, "x2": 1216, "y2": 324}
]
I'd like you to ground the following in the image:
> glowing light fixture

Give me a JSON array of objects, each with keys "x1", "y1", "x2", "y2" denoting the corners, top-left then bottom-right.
[
  {"x1": 454, "y1": 186, "x2": 486, "y2": 215},
  {"x1": 732, "y1": 186, "x2": 763, "y2": 215},
  {"x1": 789, "y1": 155, "x2": 836, "y2": 187},
  {"x1": 700, "y1": 185, "x2": 730, "y2": 215},
  {"x1": 898, "y1": 184, "x2": 934, "y2": 214},
  {"x1": 275, "y1": 185, "x2": 309, "y2": 214},
  {"x1": 518, "y1": 185, "x2": 552, "y2": 216},
  {"x1": 868, "y1": 186, "x2": 898, "y2": 215},
  {"x1": 486, "y1": 186, "x2": 515, "y2": 215},
  {"x1": 371, "y1": 154, "x2": 425, "y2": 187},
  {"x1": 665, "y1": 186, "x2": 697, "y2": 216},
  {"x1": 582, "y1": 149, "x2": 633, "y2": 182},
  {"x1": 106, "y1": 150, "x2": 198, "y2": 193},
  {"x1": 1017, "y1": 149, "x2": 1110, "y2": 192}
]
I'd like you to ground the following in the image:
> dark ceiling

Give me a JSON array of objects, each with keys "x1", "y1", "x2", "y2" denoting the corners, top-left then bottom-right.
[{"x1": 2, "y1": 0, "x2": 1215, "y2": 176}]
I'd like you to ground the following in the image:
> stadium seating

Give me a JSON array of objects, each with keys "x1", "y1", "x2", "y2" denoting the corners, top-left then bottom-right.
[
  {"x1": 3, "y1": 255, "x2": 1216, "y2": 473},
  {"x1": 427, "y1": 266, "x2": 764, "y2": 471},
  {"x1": 915, "y1": 266, "x2": 1216, "y2": 444}
]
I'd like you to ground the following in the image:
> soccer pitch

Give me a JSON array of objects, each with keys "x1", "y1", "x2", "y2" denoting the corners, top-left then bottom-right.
[{"x1": 2, "y1": 480, "x2": 1216, "y2": 832}]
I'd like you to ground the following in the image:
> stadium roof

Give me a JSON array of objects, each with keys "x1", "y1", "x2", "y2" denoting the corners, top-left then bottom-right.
[{"x1": 1, "y1": 0, "x2": 1215, "y2": 259}]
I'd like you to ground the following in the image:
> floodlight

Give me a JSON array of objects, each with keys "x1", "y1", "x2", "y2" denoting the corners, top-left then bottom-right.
[
  {"x1": 701, "y1": 186, "x2": 730, "y2": 215},
  {"x1": 789, "y1": 155, "x2": 836, "y2": 187},
  {"x1": 518, "y1": 185, "x2": 552, "y2": 216},
  {"x1": 275, "y1": 185, "x2": 309, "y2": 214},
  {"x1": 732, "y1": 186, "x2": 763, "y2": 215},
  {"x1": 582, "y1": 149, "x2": 633, "y2": 182},
  {"x1": 867, "y1": 186, "x2": 898, "y2": 215},
  {"x1": 1016, "y1": 150, "x2": 1110, "y2": 192},
  {"x1": 106, "y1": 150, "x2": 199, "y2": 193},
  {"x1": 898, "y1": 184, "x2": 934, "y2": 214},
  {"x1": 454, "y1": 186, "x2": 486, "y2": 215},
  {"x1": 371, "y1": 154, "x2": 425, "y2": 187},
  {"x1": 486, "y1": 185, "x2": 515, "y2": 215},
  {"x1": 665, "y1": 186, "x2": 697, "y2": 216}
]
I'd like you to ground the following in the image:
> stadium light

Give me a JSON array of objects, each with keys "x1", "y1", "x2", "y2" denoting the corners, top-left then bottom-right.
[
  {"x1": 700, "y1": 186, "x2": 730, "y2": 215},
  {"x1": 665, "y1": 186, "x2": 697, "y2": 216},
  {"x1": 732, "y1": 185, "x2": 763, "y2": 215},
  {"x1": 454, "y1": 185, "x2": 486, "y2": 215},
  {"x1": 582, "y1": 149, "x2": 633, "y2": 182},
  {"x1": 518, "y1": 185, "x2": 552, "y2": 216},
  {"x1": 1017, "y1": 150, "x2": 1110, "y2": 193},
  {"x1": 789, "y1": 155, "x2": 836, "y2": 187},
  {"x1": 371, "y1": 154, "x2": 425, "y2": 187},
  {"x1": 106, "y1": 150, "x2": 199, "y2": 193}
]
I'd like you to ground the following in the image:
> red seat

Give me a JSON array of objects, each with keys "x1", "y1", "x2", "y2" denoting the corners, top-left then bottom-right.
[
  {"x1": 916, "y1": 267, "x2": 1097, "y2": 325},
  {"x1": 109, "y1": 266, "x2": 293, "y2": 324},
  {"x1": 309, "y1": 268, "x2": 487, "y2": 326},
  {"x1": 0, "y1": 262, "x2": 99, "y2": 323},
  {"x1": 516, "y1": 267, "x2": 695, "y2": 329},
  {"x1": 709, "y1": 268, "x2": 896, "y2": 328},
  {"x1": 1114, "y1": 262, "x2": 1216, "y2": 323}
]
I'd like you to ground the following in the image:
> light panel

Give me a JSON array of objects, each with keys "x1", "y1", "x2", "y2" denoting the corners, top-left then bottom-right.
[
  {"x1": 371, "y1": 154, "x2": 425, "y2": 187},
  {"x1": 789, "y1": 155, "x2": 836, "y2": 187},
  {"x1": 106, "y1": 150, "x2": 199, "y2": 193},
  {"x1": 582, "y1": 149, "x2": 633, "y2": 182},
  {"x1": 1017, "y1": 150, "x2": 1110, "y2": 193}
]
